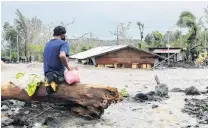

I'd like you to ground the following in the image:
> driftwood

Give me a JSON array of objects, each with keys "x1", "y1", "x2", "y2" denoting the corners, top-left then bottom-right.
[{"x1": 1, "y1": 81, "x2": 120, "y2": 119}]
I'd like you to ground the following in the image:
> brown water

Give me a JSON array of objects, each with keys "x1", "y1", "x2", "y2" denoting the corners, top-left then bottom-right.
[{"x1": 1, "y1": 62, "x2": 208, "y2": 128}]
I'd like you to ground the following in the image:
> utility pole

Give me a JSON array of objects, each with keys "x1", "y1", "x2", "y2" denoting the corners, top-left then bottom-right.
[
  {"x1": 167, "y1": 31, "x2": 170, "y2": 65},
  {"x1": 180, "y1": 27, "x2": 182, "y2": 47},
  {"x1": 116, "y1": 26, "x2": 119, "y2": 45},
  {"x1": 9, "y1": 37, "x2": 12, "y2": 62},
  {"x1": 16, "y1": 31, "x2": 19, "y2": 63}
]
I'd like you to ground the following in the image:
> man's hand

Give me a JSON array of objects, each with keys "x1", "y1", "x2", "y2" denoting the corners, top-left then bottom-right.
[{"x1": 68, "y1": 66, "x2": 78, "y2": 71}]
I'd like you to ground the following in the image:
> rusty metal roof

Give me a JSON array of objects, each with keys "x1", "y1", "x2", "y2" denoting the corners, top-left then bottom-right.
[
  {"x1": 153, "y1": 49, "x2": 181, "y2": 53},
  {"x1": 70, "y1": 45, "x2": 165, "y2": 60}
]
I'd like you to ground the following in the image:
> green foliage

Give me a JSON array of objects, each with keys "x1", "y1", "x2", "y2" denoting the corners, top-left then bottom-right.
[
  {"x1": 2, "y1": 22, "x2": 18, "y2": 50},
  {"x1": 29, "y1": 44, "x2": 44, "y2": 53},
  {"x1": 144, "y1": 34, "x2": 152, "y2": 45},
  {"x1": 29, "y1": 44, "x2": 44, "y2": 61},
  {"x1": 37, "y1": 55, "x2": 43, "y2": 62},
  {"x1": 144, "y1": 31, "x2": 163, "y2": 48},
  {"x1": 152, "y1": 31, "x2": 163, "y2": 47},
  {"x1": 16, "y1": 72, "x2": 25, "y2": 79},
  {"x1": 81, "y1": 44, "x2": 94, "y2": 52},
  {"x1": 176, "y1": 11, "x2": 203, "y2": 61},
  {"x1": 69, "y1": 42, "x2": 95, "y2": 54},
  {"x1": 177, "y1": 11, "x2": 196, "y2": 28},
  {"x1": 140, "y1": 41, "x2": 150, "y2": 50},
  {"x1": 119, "y1": 88, "x2": 129, "y2": 98},
  {"x1": 152, "y1": 31, "x2": 163, "y2": 41}
]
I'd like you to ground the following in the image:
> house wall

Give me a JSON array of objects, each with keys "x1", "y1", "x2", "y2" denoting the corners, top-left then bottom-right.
[
  {"x1": 177, "y1": 52, "x2": 183, "y2": 61},
  {"x1": 153, "y1": 52, "x2": 184, "y2": 62},
  {"x1": 95, "y1": 48, "x2": 156, "y2": 68}
]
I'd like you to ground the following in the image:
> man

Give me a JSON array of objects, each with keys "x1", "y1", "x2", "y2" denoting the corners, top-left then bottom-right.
[{"x1": 43, "y1": 26, "x2": 75, "y2": 94}]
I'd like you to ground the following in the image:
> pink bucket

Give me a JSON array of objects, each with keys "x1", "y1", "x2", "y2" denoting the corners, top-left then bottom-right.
[{"x1": 64, "y1": 70, "x2": 80, "y2": 84}]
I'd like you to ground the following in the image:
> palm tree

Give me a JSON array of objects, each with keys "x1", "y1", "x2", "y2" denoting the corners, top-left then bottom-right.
[{"x1": 176, "y1": 11, "x2": 198, "y2": 62}]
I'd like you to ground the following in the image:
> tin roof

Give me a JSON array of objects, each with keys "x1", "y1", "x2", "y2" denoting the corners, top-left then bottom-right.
[
  {"x1": 70, "y1": 45, "x2": 129, "y2": 60},
  {"x1": 153, "y1": 49, "x2": 181, "y2": 53},
  {"x1": 70, "y1": 45, "x2": 165, "y2": 60}
]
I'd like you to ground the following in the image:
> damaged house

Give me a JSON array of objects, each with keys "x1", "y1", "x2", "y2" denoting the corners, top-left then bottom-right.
[
  {"x1": 148, "y1": 47, "x2": 185, "y2": 62},
  {"x1": 70, "y1": 45, "x2": 164, "y2": 69}
]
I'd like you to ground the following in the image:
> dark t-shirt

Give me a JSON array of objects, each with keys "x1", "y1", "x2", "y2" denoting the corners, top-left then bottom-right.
[{"x1": 43, "y1": 39, "x2": 69, "y2": 76}]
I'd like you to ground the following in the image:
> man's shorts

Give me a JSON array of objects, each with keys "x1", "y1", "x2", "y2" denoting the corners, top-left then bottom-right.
[{"x1": 45, "y1": 72, "x2": 65, "y2": 84}]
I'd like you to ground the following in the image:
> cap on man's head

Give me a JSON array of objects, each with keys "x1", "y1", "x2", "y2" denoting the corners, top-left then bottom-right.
[{"x1": 53, "y1": 26, "x2": 66, "y2": 36}]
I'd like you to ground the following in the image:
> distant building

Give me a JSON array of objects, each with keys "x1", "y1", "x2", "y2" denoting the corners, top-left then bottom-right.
[
  {"x1": 70, "y1": 45, "x2": 164, "y2": 69},
  {"x1": 148, "y1": 47, "x2": 185, "y2": 62}
]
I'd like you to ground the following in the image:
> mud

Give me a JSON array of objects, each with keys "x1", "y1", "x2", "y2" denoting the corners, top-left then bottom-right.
[
  {"x1": 1, "y1": 62, "x2": 208, "y2": 128},
  {"x1": 170, "y1": 88, "x2": 185, "y2": 92},
  {"x1": 182, "y1": 98, "x2": 208, "y2": 125}
]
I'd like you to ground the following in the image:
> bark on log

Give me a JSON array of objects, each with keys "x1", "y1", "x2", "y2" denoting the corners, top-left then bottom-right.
[{"x1": 1, "y1": 81, "x2": 120, "y2": 119}]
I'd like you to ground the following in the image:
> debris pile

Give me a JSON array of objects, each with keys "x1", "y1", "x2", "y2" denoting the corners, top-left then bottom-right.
[
  {"x1": 134, "y1": 75, "x2": 169, "y2": 102},
  {"x1": 155, "y1": 83, "x2": 169, "y2": 96},
  {"x1": 1, "y1": 100, "x2": 29, "y2": 127},
  {"x1": 1, "y1": 100, "x2": 72, "y2": 128},
  {"x1": 134, "y1": 84, "x2": 169, "y2": 102},
  {"x1": 182, "y1": 98, "x2": 208, "y2": 124},
  {"x1": 184, "y1": 86, "x2": 200, "y2": 95}
]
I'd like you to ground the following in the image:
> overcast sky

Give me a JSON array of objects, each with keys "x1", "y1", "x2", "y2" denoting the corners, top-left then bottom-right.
[{"x1": 1, "y1": 1, "x2": 208, "y2": 40}]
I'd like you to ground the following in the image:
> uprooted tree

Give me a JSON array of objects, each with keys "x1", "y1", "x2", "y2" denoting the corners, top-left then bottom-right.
[{"x1": 1, "y1": 80, "x2": 120, "y2": 119}]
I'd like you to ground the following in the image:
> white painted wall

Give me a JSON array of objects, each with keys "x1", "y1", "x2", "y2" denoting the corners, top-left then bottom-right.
[{"x1": 177, "y1": 53, "x2": 183, "y2": 61}]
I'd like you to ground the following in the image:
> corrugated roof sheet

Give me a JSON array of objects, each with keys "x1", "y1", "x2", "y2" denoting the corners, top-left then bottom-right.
[
  {"x1": 70, "y1": 45, "x2": 129, "y2": 60},
  {"x1": 153, "y1": 49, "x2": 181, "y2": 53}
]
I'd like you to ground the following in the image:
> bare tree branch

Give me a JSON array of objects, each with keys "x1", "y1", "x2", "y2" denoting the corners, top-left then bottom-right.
[
  {"x1": 65, "y1": 18, "x2": 75, "y2": 27},
  {"x1": 110, "y1": 22, "x2": 132, "y2": 45},
  {"x1": 60, "y1": 18, "x2": 75, "y2": 27}
]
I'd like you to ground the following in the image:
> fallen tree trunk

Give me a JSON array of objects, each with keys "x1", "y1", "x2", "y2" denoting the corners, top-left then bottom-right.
[{"x1": 1, "y1": 81, "x2": 120, "y2": 119}]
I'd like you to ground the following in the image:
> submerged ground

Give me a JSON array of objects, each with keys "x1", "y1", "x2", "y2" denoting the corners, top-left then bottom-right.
[{"x1": 1, "y1": 62, "x2": 208, "y2": 128}]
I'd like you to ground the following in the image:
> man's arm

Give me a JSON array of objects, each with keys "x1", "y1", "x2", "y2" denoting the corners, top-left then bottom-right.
[
  {"x1": 59, "y1": 43, "x2": 71, "y2": 71},
  {"x1": 60, "y1": 51, "x2": 71, "y2": 71}
]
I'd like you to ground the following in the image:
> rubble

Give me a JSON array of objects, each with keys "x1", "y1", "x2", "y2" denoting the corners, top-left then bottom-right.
[
  {"x1": 152, "y1": 104, "x2": 159, "y2": 109},
  {"x1": 134, "y1": 88, "x2": 169, "y2": 102},
  {"x1": 42, "y1": 117, "x2": 59, "y2": 128},
  {"x1": 155, "y1": 83, "x2": 168, "y2": 96},
  {"x1": 1, "y1": 117, "x2": 14, "y2": 127},
  {"x1": 1, "y1": 105, "x2": 9, "y2": 111},
  {"x1": 134, "y1": 75, "x2": 169, "y2": 102},
  {"x1": 182, "y1": 98, "x2": 208, "y2": 125},
  {"x1": 184, "y1": 86, "x2": 200, "y2": 95},
  {"x1": 134, "y1": 93, "x2": 148, "y2": 101}
]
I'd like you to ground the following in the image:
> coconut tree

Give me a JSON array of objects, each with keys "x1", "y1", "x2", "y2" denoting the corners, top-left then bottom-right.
[{"x1": 176, "y1": 11, "x2": 199, "y2": 62}]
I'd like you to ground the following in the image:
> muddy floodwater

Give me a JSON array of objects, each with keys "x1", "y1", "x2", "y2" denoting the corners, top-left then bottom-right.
[{"x1": 1, "y1": 62, "x2": 208, "y2": 128}]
